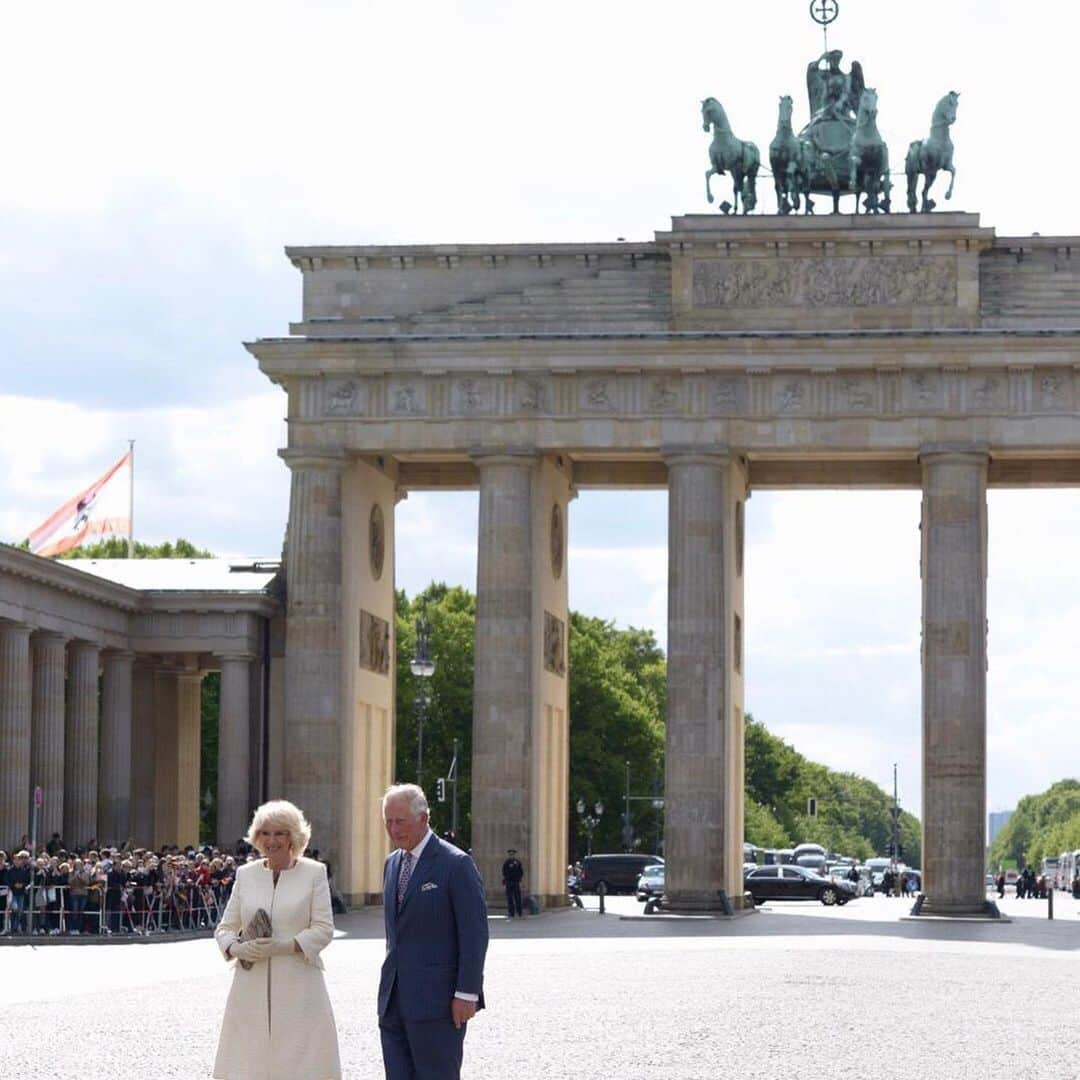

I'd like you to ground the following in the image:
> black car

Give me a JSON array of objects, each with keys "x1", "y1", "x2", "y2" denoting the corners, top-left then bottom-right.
[
  {"x1": 744, "y1": 864, "x2": 857, "y2": 906},
  {"x1": 578, "y1": 854, "x2": 664, "y2": 895}
]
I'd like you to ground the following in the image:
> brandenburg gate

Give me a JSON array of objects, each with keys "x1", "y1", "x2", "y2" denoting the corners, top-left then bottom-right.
[{"x1": 249, "y1": 210, "x2": 1080, "y2": 916}]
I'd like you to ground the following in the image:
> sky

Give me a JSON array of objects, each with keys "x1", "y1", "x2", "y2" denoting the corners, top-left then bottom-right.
[{"x1": 3, "y1": 0, "x2": 1079, "y2": 819}]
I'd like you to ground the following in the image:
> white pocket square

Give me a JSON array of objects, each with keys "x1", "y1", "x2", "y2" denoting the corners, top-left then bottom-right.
[{"x1": 421, "y1": 882, "x2": 438, "y2": 892}]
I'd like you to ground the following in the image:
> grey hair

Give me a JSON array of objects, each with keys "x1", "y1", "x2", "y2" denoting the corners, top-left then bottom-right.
[{"x1": 382, "y1": 783, "x2": 429, "y2": 818}]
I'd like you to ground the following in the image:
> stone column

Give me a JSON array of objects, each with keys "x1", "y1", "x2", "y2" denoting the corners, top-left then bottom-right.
[
  {"x1": 218, "y1": 653, "x2": 253, "y2": 848},
  {"x1": 153, "y1": 667, "x2": 178, "y2": 849},
  {"x1": 663, "y1": 451, "x2": 748, "y2": 912},
  {"x1": 917, "y1": 445, "x2": 996, "y2": 917},
  {"x1": 98, "y1": 650, "x2": 135, "y2": 845},
  {"x1": 30, "y1": 632, "x2": 68, "y2": 842},
  {"x1": 0, "y1": 622, "x2": 32, "y2": 848},
  {"x1": 282, "y1": 452, "x2": 344, "y2": 864},
  {"x1": 64, "y1": 641, "x2": 101, "y2": 847},
  {"x1": 175, "y1": 670, "x2": 204, "y2": 850},
  {"x1": 471, "y1": 452, "x2": 536, "y2": 902},
  {"x1": 129, "y1": 658, "x2": 156, "y2": 845}
]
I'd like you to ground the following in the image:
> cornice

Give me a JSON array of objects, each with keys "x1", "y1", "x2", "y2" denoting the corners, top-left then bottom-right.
[
  {"x1": 0, "y1": 545, "x2": 279, "y2": 620},
  {"x1": 0, "y1": 544, "x2": 141, "y2": 612}
]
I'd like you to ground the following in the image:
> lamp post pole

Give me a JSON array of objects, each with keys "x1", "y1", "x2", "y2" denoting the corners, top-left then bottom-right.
[
  {"x1": 410, "y1": 616, "x2": 435, "y2": 788},
  {"x1": 576, "y1": 798, "x2": 604, "y2": 857}
]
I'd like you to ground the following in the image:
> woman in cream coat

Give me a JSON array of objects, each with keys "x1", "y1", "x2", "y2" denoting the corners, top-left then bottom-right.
[{"x1": 213, "y1": 800, "x2": 341, "y2": 1080}]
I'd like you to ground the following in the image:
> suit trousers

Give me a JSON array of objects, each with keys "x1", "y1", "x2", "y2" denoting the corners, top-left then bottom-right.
[
  {"x1": 504, "y1": 882, "x2": 523, "y2": 917},
  {"x1": 380, "y1": 985, "x2": 466, "y2": 1080}
]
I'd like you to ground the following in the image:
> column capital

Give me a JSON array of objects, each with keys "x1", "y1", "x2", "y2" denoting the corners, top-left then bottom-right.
[
  {"x1": 918, "y1": 442, "x2": 991, "y2": 466},
  {"x1": 68, "y1": 639, "x2": 101, "y2": 657},
  {"x1": 102, "y1": 649, "x2": 137, "y2": 664},
  {"x1": 0, "y1": 620, "x2": 33, "y2": 637},
  {"x1": 217, "y1": 652, "x2": 257, "y2": 664},
  {"x1": 31, "y1": 630, "x2": 69, "y2": 647},
  {"x1": 662, "y1": 446, "x2": 742, "y2": 469},
  {"x1": 469, "y1": 447, "x2": 539, "y2": 469},
  {"x1": 278, "y1": 448, "x2": 347, "y2": 472}
]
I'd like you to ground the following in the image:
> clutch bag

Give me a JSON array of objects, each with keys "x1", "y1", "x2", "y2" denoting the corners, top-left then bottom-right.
[{"x1": 237, "y1": 907, "x2": 272, "y2": 970}]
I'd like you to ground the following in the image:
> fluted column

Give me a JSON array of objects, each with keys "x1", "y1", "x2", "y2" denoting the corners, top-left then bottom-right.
[
  {"x1": 129, "y1": 658, "x2": 156, "y2": 845},
  {"x1": 64, "y1": 641, "x2": 101, "y2": 847},
  {"x1": 30, "y1": 632, "x2": 68, "y2": 842},
  {"x1": 282, "y1": 451, "x2": 344, "y2": 865},
  {"x1": 218, "y1": 653, "x2": 253, "y2": 847},
  {"x1": 916, "y1": 445, "x2": 996, "y2": 917},
  {"x1": 153, "y1": 667, "x2": 178, "y2": 849},
  {"x1": 471, "y1": 453, "x2": 536, "y2": 901},
  {"x1": 0, "y1": 622, "x2": 33, "y2": 848},
  {"x1": 663, "y1": 451, "x2": 748, "y2": 912},
  {"x1": 98, "y1": 650, "x2": 135, "y2": 845},
  {"x1": 176, "y1": 670, "x2": 204, "y2": 849}
]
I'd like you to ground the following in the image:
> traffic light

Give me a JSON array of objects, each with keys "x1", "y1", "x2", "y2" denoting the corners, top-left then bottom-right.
[
  {"x1": 436, "y1": 777, "x2": 447, "y2": 803},
  {"x1": 885, "y1": 841, "x2": 894, "y2": 857},
  {"x1": 807, "y1": 796, "x2": 818, "y2": 818}
]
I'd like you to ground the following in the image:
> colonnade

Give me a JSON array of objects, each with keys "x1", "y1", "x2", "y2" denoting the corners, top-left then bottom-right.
[
  {"x1": 282, "y1": 441, "x2": 994, "y2": 917},
  {"x1": 0, "y1": 629, "x2": 260, "y2": 854}
]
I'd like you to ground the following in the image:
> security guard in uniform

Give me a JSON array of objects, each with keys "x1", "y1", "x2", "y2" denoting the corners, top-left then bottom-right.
[{"x1": 501, "y1": 849, "x2": 524, "y2": 917}]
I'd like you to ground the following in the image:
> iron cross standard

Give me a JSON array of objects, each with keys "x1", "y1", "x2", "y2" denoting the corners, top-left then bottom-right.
[{"x1": 810, "y1": 0, "x2": 839, "y2": 51}]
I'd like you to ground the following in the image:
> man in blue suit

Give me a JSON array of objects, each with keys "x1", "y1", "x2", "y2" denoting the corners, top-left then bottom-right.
[{"x1": 379, "y1": 783, "x2": 489, "y2": 1079}]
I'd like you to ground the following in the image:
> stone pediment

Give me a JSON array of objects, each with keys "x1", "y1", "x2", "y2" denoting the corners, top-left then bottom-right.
[{"x1": 657, "y1": 212, "x2": 993, "y2": 332}]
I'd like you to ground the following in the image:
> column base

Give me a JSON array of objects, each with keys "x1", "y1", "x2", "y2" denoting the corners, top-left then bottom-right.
[
  {"x1": 661, "y1": 889, "x2": 756, "y2": 915},
  {"x1": 905, "y1": 894, "x2": 1006, "y2": 920}
]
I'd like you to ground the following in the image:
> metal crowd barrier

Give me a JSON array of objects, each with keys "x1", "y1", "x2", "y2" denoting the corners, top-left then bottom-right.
[{"x1": 1, "y1": 881, "x2": 231, "y2": 938}]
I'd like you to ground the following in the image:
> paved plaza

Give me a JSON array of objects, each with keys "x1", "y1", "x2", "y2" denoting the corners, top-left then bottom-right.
[{"x1": 3, "y1": 893, "x2": 1078, "y2": 1079}]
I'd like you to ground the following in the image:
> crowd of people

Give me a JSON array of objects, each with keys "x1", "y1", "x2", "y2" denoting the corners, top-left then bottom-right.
[
  {"x1": 0, "y1": 834, "x2": 250, "y2": 937},
  {"x1": 993, "y1": 866, "x2": 1054, "y2": 899}
]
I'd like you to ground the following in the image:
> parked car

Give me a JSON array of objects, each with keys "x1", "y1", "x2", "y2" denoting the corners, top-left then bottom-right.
[
  {"x1": 744, "y1": 864, "x2": 858, "y2": 906},
  {"x1": 636, "y1": 863, "x2": 665, "y2": 901},
  {"x1": 578, "y1": 853, "x2": 664, "y2": 895}
]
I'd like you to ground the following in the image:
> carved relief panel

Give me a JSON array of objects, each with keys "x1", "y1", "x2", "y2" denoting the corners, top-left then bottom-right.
[
  {"x1": 359, "y1": 609, "x2": 390, "y2": 675},
  {"x1": 543, "y1": 611, "x2": 566, "y2": 677}
]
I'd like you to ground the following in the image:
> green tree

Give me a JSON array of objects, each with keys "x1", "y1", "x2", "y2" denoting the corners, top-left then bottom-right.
[
  {"x1": 989, "y1": 779, "x2": 1080, "y2": 869},
  {"x1": 567, "y1": 614, "x2": 665, "y2": 858},
  {"x1": 744, "y1": 714, "x2": 921, "y2": 866},
  {"x1": 59, "y1": 537, "x2": 213, "y2": 559},
  {"x1": 395, "y1": 584, "x2": 477, "y2": 844}
]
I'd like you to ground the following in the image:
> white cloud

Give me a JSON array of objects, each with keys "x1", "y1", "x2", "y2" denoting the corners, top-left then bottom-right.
[
  {"x1": 0, "y1": 392, "x2": 288, "y2": 556},
  {"x1": 5, "y1": 0, "x2": 1080, "y2": 825}
]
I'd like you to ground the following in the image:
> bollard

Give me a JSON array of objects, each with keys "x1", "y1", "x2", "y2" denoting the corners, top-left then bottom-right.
[
  {"x1": 597, "y1": 881, "x2": 607, "y2": 915},
  {"x1": 1048, "y1": 888, "x2": 1054, "y2": 920}
]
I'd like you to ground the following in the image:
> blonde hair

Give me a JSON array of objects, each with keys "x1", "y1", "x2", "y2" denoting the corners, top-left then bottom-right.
[{"x1": 245, "y1": 800, "x2": 312, "y2": 856}]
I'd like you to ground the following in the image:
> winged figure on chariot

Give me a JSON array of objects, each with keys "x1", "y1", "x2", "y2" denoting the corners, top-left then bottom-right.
[{"x1": 778, "y1": 48, "x2": 891, "y2": 215}]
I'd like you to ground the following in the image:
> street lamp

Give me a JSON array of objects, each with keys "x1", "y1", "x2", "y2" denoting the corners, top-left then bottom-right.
[
  {"x1": 576, "y1": 798, "x2": 604, "y2": 856},
  {"x1": 410, "y1": 616, "x2": 435, "y2": 787}
]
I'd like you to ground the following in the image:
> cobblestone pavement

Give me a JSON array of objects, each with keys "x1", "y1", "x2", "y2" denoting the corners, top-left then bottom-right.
[{"x1": 3, "y1": 893, "x2": 1078, "y2": 1079}]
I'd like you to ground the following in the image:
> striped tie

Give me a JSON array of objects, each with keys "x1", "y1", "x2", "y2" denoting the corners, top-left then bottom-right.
[{"x1": 396, "y1": 851, "x2": 414, "y2": 910}]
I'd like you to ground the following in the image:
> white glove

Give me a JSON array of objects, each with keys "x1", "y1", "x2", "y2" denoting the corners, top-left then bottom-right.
[
  {"x1": 231, "y1": 938, "x2": 272, "y2": 962},
  {"x1": 265, "y1": 937, "x2": 298, "y2": 957}
]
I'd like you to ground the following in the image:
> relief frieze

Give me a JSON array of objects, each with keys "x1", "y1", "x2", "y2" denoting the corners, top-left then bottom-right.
[
  {"x1": 324, "y1": 379, "x2": 362, "y2": 416},
  {"x1": 692, "y1": 256, "x2": 957, "y2": 309},
  {"x1": 389, "y1": 380, "x2": 425, "y2": 415}
]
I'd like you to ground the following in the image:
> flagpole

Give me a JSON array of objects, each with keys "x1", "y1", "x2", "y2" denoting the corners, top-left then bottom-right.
[{"x1": 127, "y1": 439, "x2": 135, "y2": 558}]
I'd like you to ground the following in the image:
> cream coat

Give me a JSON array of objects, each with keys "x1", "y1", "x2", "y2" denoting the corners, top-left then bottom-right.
[{"x1": 213, "y1": 857, "x2": 342, "y2": 1080}]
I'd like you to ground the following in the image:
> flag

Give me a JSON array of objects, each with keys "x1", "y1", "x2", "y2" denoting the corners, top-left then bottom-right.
[{"x1": 28, "y1": 451, "x2": 132, "y2": 558}]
